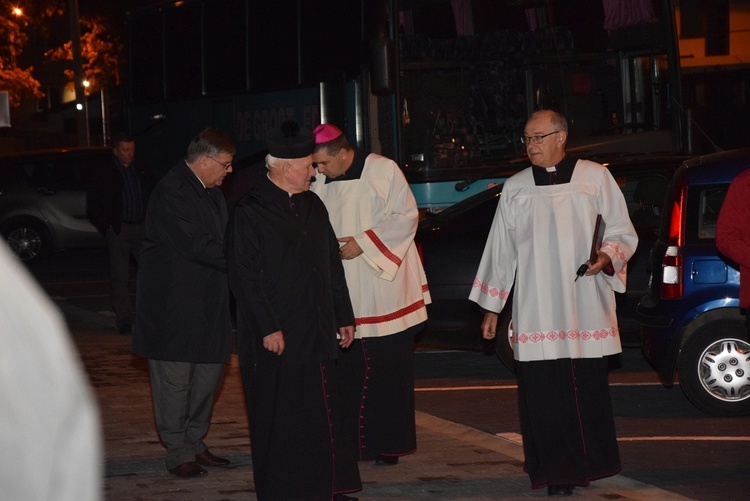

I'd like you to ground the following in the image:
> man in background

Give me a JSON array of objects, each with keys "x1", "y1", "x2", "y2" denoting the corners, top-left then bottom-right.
[{"x1": 87, "y1": 133, "x2": 154, "y2": 335}]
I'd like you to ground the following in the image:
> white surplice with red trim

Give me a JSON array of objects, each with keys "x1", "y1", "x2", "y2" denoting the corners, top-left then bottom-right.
[
  {"x1": 469, "y1": 160, "x2": 638, "y2": 361},
  {"x1": 312, "y1": 153, "x2": 431, "y2": 338}
]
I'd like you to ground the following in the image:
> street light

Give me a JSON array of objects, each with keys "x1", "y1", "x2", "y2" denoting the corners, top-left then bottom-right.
[
  {"x1": 82, "y1": 80, "x2": 90, "y2": 146},
  {"x1": 69, "y1": 0, "x2": 87, "y2": 146}
]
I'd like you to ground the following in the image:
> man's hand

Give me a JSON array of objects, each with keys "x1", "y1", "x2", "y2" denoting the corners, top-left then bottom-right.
[
  {"x1": 338, "y1": 236, "x2": 363, "y2": 260},
  {"x1": 263, "y1": 331, "x2": 285, "y2": 355},
  {"x1": 338, "y1": 325, "x2": 355, "y2": 348},
  {"x1": 481, "y1": 312, "x2": 498, "y2": 340},
  {"x1": 585, "y1": 250, "x2": 612, "y2": 276}
]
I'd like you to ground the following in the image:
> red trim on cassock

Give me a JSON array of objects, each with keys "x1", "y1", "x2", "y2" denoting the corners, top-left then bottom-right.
[
  {"x1": 365, "y1": 229, "x2": 402, "y2": 267},
  {"x1": 356, "y1": 299, "x2": 425, "y2": 325}
]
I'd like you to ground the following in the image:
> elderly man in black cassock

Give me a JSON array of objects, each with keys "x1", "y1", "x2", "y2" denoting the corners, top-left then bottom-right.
[{"x1": 225, "y1": 121, "x2": 361, "y2": 501}]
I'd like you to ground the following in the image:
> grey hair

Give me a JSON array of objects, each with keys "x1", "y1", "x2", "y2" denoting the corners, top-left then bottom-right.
[
  {"x1": 185, "y1": 128, "x2": 236, "y2": 163},
  {"x1": 265, "y1": 154, "x2": 286, "y2": 171}
]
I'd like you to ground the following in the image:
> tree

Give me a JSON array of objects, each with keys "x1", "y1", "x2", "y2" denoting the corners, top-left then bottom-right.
[
  {"x1": 45, "y1": 15, "x2": 123, "y2": 94},
  {"x1": 0, "y1": 3, "x2": 45, "y2": 107}
]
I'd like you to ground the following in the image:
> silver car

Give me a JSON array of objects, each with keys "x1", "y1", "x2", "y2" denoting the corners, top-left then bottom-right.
[{"x1": 0, "y1": 147, "x2": 112, "y2": 262}]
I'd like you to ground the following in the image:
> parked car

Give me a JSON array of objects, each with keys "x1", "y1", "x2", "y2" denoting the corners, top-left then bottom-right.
[
  {"x1": 0, "y1": 147, "x2": 112, "y2": 262},
  {"x1": 415, "y1": 154, "x2": 689, "y2": 363},
  {"x1": 636, "y1": 149, "x2": 750, "y2": 417}
]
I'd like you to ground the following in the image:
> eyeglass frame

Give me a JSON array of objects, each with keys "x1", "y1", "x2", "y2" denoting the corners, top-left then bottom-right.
[
  {"x1": 520, "y1": 130, "x2": 560, "y2": 145},
  {"x1": 205, "y1": 155, "x2": 232, "y2": 170}
]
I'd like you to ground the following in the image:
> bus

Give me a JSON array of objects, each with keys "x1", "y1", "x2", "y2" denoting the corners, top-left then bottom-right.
[{"x1": 125, "y1": 0, "x2": 686, "y2": 210}]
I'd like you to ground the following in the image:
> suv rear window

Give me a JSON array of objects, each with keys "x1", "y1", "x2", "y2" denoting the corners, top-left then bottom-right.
[{"x1": 687, "y1": 183, "x2": 730, "y2": 242}]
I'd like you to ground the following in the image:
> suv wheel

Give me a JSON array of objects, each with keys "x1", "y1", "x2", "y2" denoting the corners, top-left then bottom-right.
[
  {"x1": 678, "y1": 320, "x2": 750, "y2": 417},
  {"x1": 3, "y1": 220, "x2": 50, "y2": 262}
]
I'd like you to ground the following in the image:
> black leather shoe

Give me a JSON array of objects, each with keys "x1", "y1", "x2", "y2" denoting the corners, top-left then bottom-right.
[
  {"x1": 547, "y1": 484, "x2": 574, "y2": 496},
  {"x1": 196, "y1": 450, "x2": 230, "y2": 467},
  {"x1": 168, "y1": 462, "x2": 207, "y2": 478},
  {"x1": 375, "y1": 454, "x2": 399, "y2": 465}
]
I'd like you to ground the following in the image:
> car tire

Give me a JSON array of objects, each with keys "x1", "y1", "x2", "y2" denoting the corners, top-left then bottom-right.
[
  {"x1": 678, "y1": 320, "x2": 750, "y2": 417},
  {"x1": 495, "y1": 287, "x2": 516, "y2": 373},
  {"x1": 2, "y1": 219, "x2": 51, "y2": 262}
]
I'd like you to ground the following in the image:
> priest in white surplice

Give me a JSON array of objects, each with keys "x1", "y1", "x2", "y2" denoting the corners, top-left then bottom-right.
[
  {"x1": 311, "y1": 124, "x2": 431, "y2": 465},
  {"x1": 469, "y1": 110, "x2": 637, "y2": 496}
]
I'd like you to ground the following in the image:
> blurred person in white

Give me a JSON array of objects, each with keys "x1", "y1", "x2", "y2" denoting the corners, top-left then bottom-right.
[{"x1": 0, "y1": 242, "x2": 102, "y2": 500}]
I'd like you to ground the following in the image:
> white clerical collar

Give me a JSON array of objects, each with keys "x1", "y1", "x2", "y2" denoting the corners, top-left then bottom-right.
[
  {"x1": 545, "y1": 166, "x2": 557, "y2": 172},
  {"x1": 186, "y1": 160, "x2": 207, "y2": 188}
]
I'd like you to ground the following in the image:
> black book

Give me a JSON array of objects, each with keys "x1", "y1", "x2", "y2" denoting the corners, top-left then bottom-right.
[
  {"x1": 589, "y1": 214, "x2": 605, "y2": 264},
  {"x1": 576, "y1": 214, "x2": 612, "y2": 280}
]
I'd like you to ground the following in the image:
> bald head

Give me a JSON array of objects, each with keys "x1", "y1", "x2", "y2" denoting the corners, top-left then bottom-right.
[{"x1": 523, "y1": 110, "x2": 568, "y2": 167}]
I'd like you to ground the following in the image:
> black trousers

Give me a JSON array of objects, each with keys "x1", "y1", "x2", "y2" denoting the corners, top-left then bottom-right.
[
  {"x1": 337, "y1": 324, "x2": 423, "y2": 460},
  {"x1": 516, "y1": 357, "x2": 621, "y2": 489}
]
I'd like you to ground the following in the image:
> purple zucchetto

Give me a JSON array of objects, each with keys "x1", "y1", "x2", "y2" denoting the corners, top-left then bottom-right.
[{"x1": 313, "y1": 123, "x2": 344, "y2": 144}]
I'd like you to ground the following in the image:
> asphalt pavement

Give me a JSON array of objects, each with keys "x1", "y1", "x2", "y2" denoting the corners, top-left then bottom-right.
[{"x1": 51, "y1": 299, "x2": 705, "y2": 501}]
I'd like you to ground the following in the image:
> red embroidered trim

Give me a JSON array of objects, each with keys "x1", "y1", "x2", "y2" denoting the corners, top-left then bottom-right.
[
  {"x1": 365, "y1": 229, "x2": 402, "y2": 267},
  {"x1": 472, "y1": 279, "x2": 510, "y2": 300},
  {"x1": 356, "y1": 299, "x2": 425, "y2": 325},
  {"x1": 422, "y1": 284, "x2": 429, "y2": 293},
  {"x1": 511, "y1": 327, "x2": 619, "y2": 344},
  {"x1": 601, "y1": 242, "x2": 628, "y2": 273}
]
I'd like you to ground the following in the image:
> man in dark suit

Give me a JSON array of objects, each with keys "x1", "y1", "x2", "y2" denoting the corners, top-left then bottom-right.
[
  {"x1": 133, "y1": 128, "x2": 235, "y2": 478},
  {"x1": 87, "y1": 133, "x2": 154, "y2": 334}
]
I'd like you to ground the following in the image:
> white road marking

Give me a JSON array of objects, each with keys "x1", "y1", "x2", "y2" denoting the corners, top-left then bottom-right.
[
  {"x1": 496, "y1": 433, "x2": 750, "y2": 444},
  {"x1": 416, "y1": 381, "x2": 665, "y2": 391}
]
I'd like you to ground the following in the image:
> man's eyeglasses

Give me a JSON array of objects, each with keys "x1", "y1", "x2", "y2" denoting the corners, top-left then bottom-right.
[
  {"x1": 206, "y1": 156, "x2": 232, "y2": 170},
  {"x1": 520, "y1": 130, "x2": 560, "y2": 145}
]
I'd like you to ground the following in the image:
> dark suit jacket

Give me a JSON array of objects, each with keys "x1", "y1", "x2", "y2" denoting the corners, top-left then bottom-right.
[
  {"x1": 133, "y1": 161, "x2": 231, "y2": 363},
  {"x1": 225, "y1": 174, "x2": 354, "y2": 366},
  {"x1": 86, "y1": 156, "x2": 154, "y2": 234}
]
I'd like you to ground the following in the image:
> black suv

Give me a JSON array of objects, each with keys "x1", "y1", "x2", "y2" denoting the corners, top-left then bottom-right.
[
  {"x1": 636, "y1": 149, "x2": 750, "y2": 417},
  {"x1": 0, "y1": 147, "x2": 112, "y2": 262}
]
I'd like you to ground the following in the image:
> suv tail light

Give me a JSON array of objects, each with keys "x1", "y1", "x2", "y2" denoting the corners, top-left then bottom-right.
[{"x1": 661, "y1": 176, "x2": 686, "y2": 298}]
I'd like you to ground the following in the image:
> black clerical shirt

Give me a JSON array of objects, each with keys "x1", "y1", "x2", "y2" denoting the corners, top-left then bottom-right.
[
  {"x1": 531, "y1": 155, "x2": 577, "y2": 186},
  {"x1": 323, "y1": 148, "x2": 367, "y2": 183}
]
